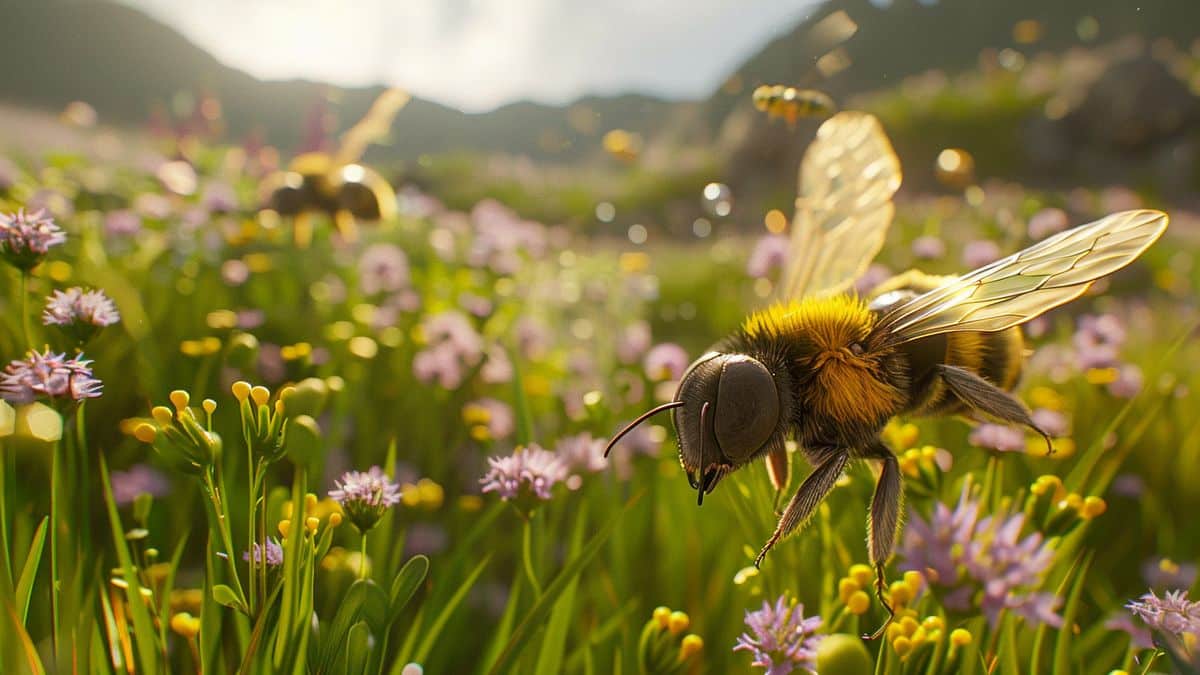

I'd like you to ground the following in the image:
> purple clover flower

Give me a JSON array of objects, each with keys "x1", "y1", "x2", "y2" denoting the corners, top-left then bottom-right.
[
  {"x1": 359, "y1": 243, "x2": 410, "y2": 295},
  {"x1": 854, "y1": 263, "x2": 892, "y2": 296},
  {"x1": 479, "y1": 445, "x2": 568, "y2": 502},
  {"x1": 1127, "y1": 589, "x2": 1200, "y2": 638},
  {"x1": 643, "y1": 343, "x2": 689, "y2": 382},
  {"x1": 1027, "y1": 208, "x2": 1069, "y2": 240},
  {"x1": 1073, "y1": 313, "x2": 1126, "y2": 370},
  {"x1": 243, "y1": 538, "x2": 284, "y2": 568},
  {"x1": 0, "y1": 209, "x2": 66, "y2": 270},
  {"x1": 900, "y1": 482, "x2": 1062, "y2": 627},
  {"x1": 0, "y1": 349, "x2": 103, "y2": 405},
  {"x1": 43, "y1": 287, "x2": 121, "y2": 342},
  {"x1": 616, "y1": 320, "x2": 652, "y2": 365},
  {"x1": 329, "y1": 466, "x2": 402, "y2": 533},
  {"x1": 733, "y1": 596, "x2": 823, "y2": 675}
]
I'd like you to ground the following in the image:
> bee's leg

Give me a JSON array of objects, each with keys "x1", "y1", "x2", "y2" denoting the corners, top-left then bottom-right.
[
  {"x1": 937, "y1": 364, "x2": 1055, "y2": 455},
  {"x1": 862, "y1": 441, "x2": 902, "y2": 640},
  {"x1": 754, "y1": 449, "x2": 848, "y2": 568},
  {"x1": 765, "y1": 444, "x2": 791, "y2": 516}
]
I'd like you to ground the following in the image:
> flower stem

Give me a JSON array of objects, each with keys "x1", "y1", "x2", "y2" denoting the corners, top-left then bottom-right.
[
  {"x1": 521, "y1": 516, "x2": 541, "y2": 596},
  {"x1": 202, "y1": 470, "x2": 247, "y2": 610},
  {"x1": 360, "y1": 532, "x2": 368, "y2": 580},
  {"x1": 19, "y1": 272, "x2": 33, "y2": 348}
]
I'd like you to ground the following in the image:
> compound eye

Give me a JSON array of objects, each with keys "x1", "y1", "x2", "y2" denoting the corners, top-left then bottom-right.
[{"x1": 714, "y1": 356, "x2": 779, "y2": 462}]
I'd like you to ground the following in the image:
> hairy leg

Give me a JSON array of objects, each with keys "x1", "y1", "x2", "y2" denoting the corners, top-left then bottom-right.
[
  {"x1": 754, "y1": 449, "x2": 848, "y2": 568},
  {"x1": 938, "y1": 364, "x2": 1054, "y2": 454},
  {"x1": 862, "y1": 441, "x2": 903, "y2": 639}
]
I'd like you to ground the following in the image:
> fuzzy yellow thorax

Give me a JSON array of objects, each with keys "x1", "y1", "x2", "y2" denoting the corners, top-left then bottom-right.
[{"x1": 742, "y1": 296, "x2": 875, "y2": 348}]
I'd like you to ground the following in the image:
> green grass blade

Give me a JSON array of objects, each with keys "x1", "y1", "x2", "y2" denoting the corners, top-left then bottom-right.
[
  {"x1": 533, "y1": 503, "x2": 587, "y2": 675},
  {"x1": 487, "y1": 493, "x2": 640, "y2": 675},
  {"x1": 99, "y1": 456, "x2": 161, "y2": 674},
  {"x1": 412, "y1": 555, "x2": 491, "y2": 664},
  {"x1": 1053, "y1": 552, "x2": 1093, "y2": 675},
  {"x1": 14, "y1": 516, "x2": 47, "y2": 625},
  {"x1": 389, "y1": 554, "x2": 430, "y2": 621},
  {"x1": 509, "y1": 349, "x2": 535, "y2": 446}
]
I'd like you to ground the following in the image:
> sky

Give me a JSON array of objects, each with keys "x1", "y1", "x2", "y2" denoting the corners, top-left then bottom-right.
[{"x1": 120, "y1": 0, "x2": 819, "y2": 112}]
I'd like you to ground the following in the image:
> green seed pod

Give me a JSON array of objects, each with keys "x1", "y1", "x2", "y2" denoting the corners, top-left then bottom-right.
[{"x1": 815, "y1": 634, "x2": 873, "y2": 675}]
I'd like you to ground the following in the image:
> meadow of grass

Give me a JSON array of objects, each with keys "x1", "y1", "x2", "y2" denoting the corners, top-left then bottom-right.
[{"x1": 0, "y1": 103, "x2": 1199, "y2": 675}]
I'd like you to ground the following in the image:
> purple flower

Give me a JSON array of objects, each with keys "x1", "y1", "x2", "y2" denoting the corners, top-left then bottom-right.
[
  {"x1": 900, "y1": 482, "x2": 1061, "y2": 627},
  {"x1": 110, "y1": 464, "x2": 170, "y2": 506},
  {"x1": 0, "y1": 209, "x2": 66, "y2": 270},
  {"x1": 43, "y1": 287, "x2": 120, "y2": 341},
  {"x1": 104, "y1": 209, "x2": 142, "y2": 237},
  {"x1": 243, "y1": 538, "x2": 284, "y2": 568},
  {"x1": 463, "y1": 397, "x2": 514, "y2": 441},
  {"x1": 359, "y1": 243, "x2": 410, "y2": 295},
  {"x1": 480, "y1": 344, "x2": 513, "y2": 384},
  {"x1": 733, "y1": 596, "x2": 823, "y2": 675},
  {"x1": 479, "y1": 445, "x2": 568, "y2": 502},
  {"x1": 412, "y1": 311, "x2": 484, "y2": 389},
  {"x1": 202, "y1": 181, "x2": 238, "y2": 213},
  {"x1": 1127, "y1": 590, "x2": 1200, "y2": 637},
  {"x1": 1031, "y1": 409, "x2": 1069, "y2": 438},
  {"x1": 854, "y1": 263, "x2": 892, "y2": 296},
  {"x1": 962, "y1": 240, "x2": 1002, "y2": 268},
  {"x1": 556, "y1": 432, "x2": 607, "y2": 479},
  {"x1": 515, "y1": 317, "x2": 552, "y2": 361},
  {"x1": 643, "y1": 343, "x2": 689, "y2": 381},
  {"x1": 1027, "y1": 208, "x2": 1069, "y2": 240},
  {"x1": 329, "y1": 466, "x2": 402, "y2": 532},
  {"x1": 911, "y1": 235, "x2": 947, "y2": 260},
  {"x1": 1074, "y1": 313, "x2": 1126, "y2": 370},
  {"x1": 616, "y1": 321, "x2": 652, "y2": 364},
  {"x1": 968, "y1": 423, "x2": 1027, "y2": 452},
  {"x1": 746, "y1": 235, "x2": 788, "y2": 279},
  {"x1": 1143, "y1": 558, "x2": 1198, "y2": 591},
  {"x1": 1105, "y1": 612, "x2": 1154, "y2": 650},
  {"x1": 0, "y1": 349, "x2": 103, "y2": 405},
  {"x1": 1108, "y1": 364, "x2": 1143, "y2": 398}
]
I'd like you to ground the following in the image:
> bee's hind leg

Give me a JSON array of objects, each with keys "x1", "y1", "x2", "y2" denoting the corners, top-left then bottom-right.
[
  {"x1": 863, "y1": 441, "x2": 902, "y2": 640},
  {"x1": 937, "y1": 364, "x2": 1055, "y2": 455},
  {"x1": 754, "y1": 448, "x2": 847, "y2": 568}
]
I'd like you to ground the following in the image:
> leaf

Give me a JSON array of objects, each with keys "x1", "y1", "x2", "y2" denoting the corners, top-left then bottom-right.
[
  {"x1": 343, "y1": 621, "x2": 372, "y2": 675},
  {"x1": 14, "y1": 517, "x2": 47, "y2": 625},
  {"x1": 534, "y1": 504, "x2": 587, "y2": 675},
  {"x1": 315, "y1": 579, "x2": 389, "y2": 674},
  {"x1": 3, "y1": 601, "x2": 45, "y2": 675},
  {"x1": 214, "y1": 584, "x2": 249, "y2": 614},
  {"x1": 1053, "y1": 552, "x2": 1093, "y2": 674},
  {"x1": 509, "y1": 349, "x2": 535, "y2": 446},
  {"x1": 99, "y1": 456, "x2": 161, "y2": 674},
  {"x1": 487, "y1": 493, "x2": 641, "y2": 675},
  {"x1": 412, "y1": 556, "x2": 491, "y2": 664},
  {"x1": 389, "y1": 555, "x2": 430, "y2": 621}
]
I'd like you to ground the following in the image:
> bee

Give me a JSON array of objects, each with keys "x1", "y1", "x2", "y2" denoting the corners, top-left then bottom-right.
[
  {"x1": 605, "y1": 111, "x2": 1168, "y2": 638},
  {"x1": 259, "y1": 89, "x2": 409, "y2": 246},
  {"x1": 752, "y1": 85, "x2": 837, "y2": 126}
]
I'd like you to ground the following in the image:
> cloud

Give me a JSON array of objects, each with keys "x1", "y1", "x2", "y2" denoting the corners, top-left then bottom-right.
[{"x1": 121, "y1": 0, "x2": 817, "y2": 111}]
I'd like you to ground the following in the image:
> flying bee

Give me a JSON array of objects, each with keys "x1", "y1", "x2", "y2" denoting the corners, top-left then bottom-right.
[
  {"x1": 605, "y1": 111, "x2": 1168, "y2": 638},
  {"x1": 752, "y1": 85, "x2": 837, "y2": 126},
  {"x1": 259, "y1": 88, "x2": 408, "y2": 246}
]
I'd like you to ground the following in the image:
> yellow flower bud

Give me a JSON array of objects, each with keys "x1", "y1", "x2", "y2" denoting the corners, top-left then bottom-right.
[
  {"x1": 134, "y1": 423, "x2": 157, "y2": 443},
  {"x1": 1080, "y1": 496, "x2": 1107, "y2": 519},
  {"x1": 279, "y1": 386, "x2": 296, "y2": 402},
  {"x1": 232, "y1": 381, "x2": 252, "y2": 401},
  {"x1": 892, "y1": 635, "x2": 913, "y2": 657},
  {"x1": 278, "y1": 519, "x2": 291, "y2": 538},
  {"x1": 679, "y1": 634, "x2": 703, "y2": 661},
  {"x1": 1059, "y1": 493, "x2": 1083, "y2": 511},
  {"x1": 889, "y1": 580, "x2": 913, "y2": 606},
  {"x1": 170, "y1": 612, "x2": 201, "y2": 638},
  {"x1": 305, "y1": 493, "x2": 318, "y2": 511},
  {"x1": 903, "y1": 570, "x2": 924, "y2": 596},
  {"x1": 251, "y1": 386, "x2": 270, "y2": 407},
  {"x1": 152, "y1": 406, "x2": 173, "y2": 426},
  {"x1": 898, "y1": 616, "x2": 919, "y2": 637},
  {"x1": 838, "y1": 577, "x2": 859, "y2": 603},
  {"x1": 305, "y1": 516, "x2": 319, "y2": 533},
  {"x1": 202, "y1": 398, "x2": 217, "y2": 414},
  {"x1": 921, "y1": 615, "x2": 944, "y2": 632},
  {"x1": 927, "y1": 629, "x2": 942, "y2": 643},
  {"x1": 847, "y1": 590, "x2": 870, "y2": 615},
  {"x1": 653, "y1": 606, "x2": 671, "y2": 629},
  {"x1": 950, "y1": 628, "x2": 972, "y2": 646},
  {"x1": 169, "y1": 390, "x2": 190, "y2": 411},
  {"x1": 910, "y1": 626, "x2": 927, "y2": 648},
  {"x1": 849, "y1": 564, "x2": 873, "y2": 588},
  {"x1": 668, "y1": 611, "x2": 690, "y2": 635},
  {"x1": 329, "y1": 512, "x2": 343, "y2": 527},
  {"x1": 920, "y1": 445, "x2": 939, "y2": 463}
]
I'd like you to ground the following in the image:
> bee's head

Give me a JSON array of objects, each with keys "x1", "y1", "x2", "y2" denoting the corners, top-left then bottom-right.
[{"x1": 604, "y1": 351, "x2": 781, "y2": 505}]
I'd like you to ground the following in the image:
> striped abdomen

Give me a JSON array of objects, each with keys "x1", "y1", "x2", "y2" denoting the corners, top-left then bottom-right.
[{"x1": 868, "y1": 270, "x2": 1026, "y2": 417}]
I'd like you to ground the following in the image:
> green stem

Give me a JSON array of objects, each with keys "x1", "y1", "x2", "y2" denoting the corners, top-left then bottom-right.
[
  {"x1": 521, "y1": 515, "x2": 541, "y2": 596},
  {"x1": 0, "y1": 441, "x2": 10, "y2": 588},
  {"x1": 202, "y1": 470, "x2": 247, "y2": 609},
  {"x1": 247, "y1": 452, "x2": 257, "y2": 615},
  {"x1": 19, "y1": 272, "x2": 32, "y2": 349},
  {"x1": 360, "y1": 531, "x2": 369, "y2": 580}
]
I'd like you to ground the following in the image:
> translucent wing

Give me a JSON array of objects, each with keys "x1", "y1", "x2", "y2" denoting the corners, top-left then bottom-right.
[
  {"x1": 779, "y1": 111, "x2": 902, "y2": 299},
  {"x1": 875, "y1": 209, "x2": 1168, "y2": 345}
]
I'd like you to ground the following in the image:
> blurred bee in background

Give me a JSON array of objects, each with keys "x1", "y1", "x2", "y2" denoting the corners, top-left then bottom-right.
[
  {"x1": 259, "y1": 88, "x2": 409, "y2": 246},
  {"x1": 752, "y1": 85, "x2": 837, "y2": 125},
  {"x1": 606, "y1": 111, "x2": 1167, "y2": 638}
]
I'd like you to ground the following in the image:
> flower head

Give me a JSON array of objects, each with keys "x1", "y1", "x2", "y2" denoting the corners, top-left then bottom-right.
[
  {"x1": 747, "y1": 235, "x2": 788, "y2": 279},
  {"x1": 962, "y1": 240, "x2": 1001, "y2": 268},
  {"x1": 110, "y1": 464, "x2": 170, "y2": 506},
  {"x1": 733, "y1": 596, "x2": 823, "y2": 675},
  {"x1": 899, "y1": 481, "x2": 1061, "y2": 627},
  {"x1": 43, "y1": 287, "x2": 121, "y2": 342},
  {"x1": 643, "y1": 343, "x2": 689, "y2": 382},
  {"x1": 967, "y1": 423, "x2": 1027, "y2": 452},
  {"x1": 0, "y1": 349, "x2": 102, "y2": 405},
  {"x1": 243, "y1": 538, "x2": 284, "y2": 568},
  {"x1": 479, "y1": 445, "x2": 568, "y2": 502},
  {"x1": 911, "y1": 235, "x2": 946, "y2": 260},
  {"x1": 329, "y1": 466, "x2": 402, "y2": 533},
  {"x1": 0, "y1": 209, "x2": 66, "y2": 270},
  {"x1": 359, "y1": 243, "x2": 410, "y2": 295},
  {"x1": 1127, "y1": 589, "x2": 1200, "y2": 638}
]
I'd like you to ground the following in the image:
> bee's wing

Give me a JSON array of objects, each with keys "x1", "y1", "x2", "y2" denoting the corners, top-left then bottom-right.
[
  {"x1": 875, "y1": 209, "x2": 1168, "y2": 345},
  {"x1": 779, "y1": 111, "x2": 901, "y2": 299}
]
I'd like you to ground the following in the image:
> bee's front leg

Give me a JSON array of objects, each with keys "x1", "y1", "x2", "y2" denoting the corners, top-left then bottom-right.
[
  {"x1": 754, "y1": 447, "x2": 848, "y2": 568},
  {"x1": 863, "y1": 440, "x2": 902, "y2": 640}
]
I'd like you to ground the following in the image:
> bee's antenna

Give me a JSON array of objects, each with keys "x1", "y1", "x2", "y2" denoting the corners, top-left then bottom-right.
[
  {"x1": 697, "y1": 401, "x2": 711, "y2": 506},
  {"x1": 603, "y1": 401, "x2": 684, "y2": 458}
]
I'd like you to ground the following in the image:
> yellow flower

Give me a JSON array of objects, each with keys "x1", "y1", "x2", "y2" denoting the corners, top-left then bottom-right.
[
  {"x1": 892, "y1": 635, "x2": 912, "y2": 657},
  {"x1": 950, "y1": 628, "x2": 972, "y2": 646},
  {"x1": 170, "y1": 612, "x2": 201, "y2": 638},
  {"x1": 679, "y1": 634, "x2": 703, "y2": 661},
  {"x1": 1080, "y1": 496, "x2": 1107, "y2": 519},
  {"x1": 847, "y1": 591, "x2": 870, "y2": 615},
  {"x1": 838, "y1": 577, "x2": 859, "y2": 603},
  {"x1": 653, "y1": 606, "x2": 671, "y2": 629},
  {"x1": 848, "y1": 564, "x2": 873, "y2": 588},
  {"x1": 668, "y1": 611, "x2": 690, "y2": 635}
]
